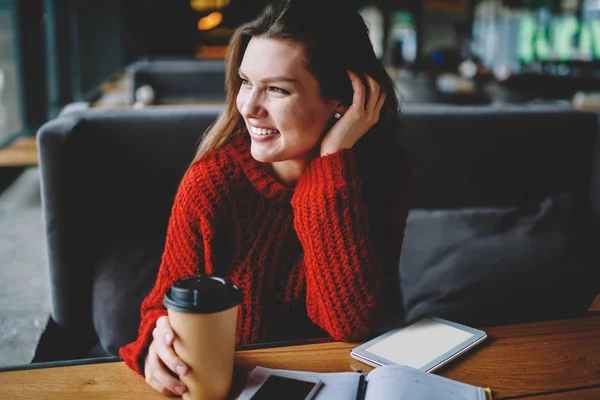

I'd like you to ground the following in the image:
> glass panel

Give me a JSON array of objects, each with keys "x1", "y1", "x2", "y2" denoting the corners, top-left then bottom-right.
[{"x1": 0, "y1": 3, "x2": 23, "y2": 141}]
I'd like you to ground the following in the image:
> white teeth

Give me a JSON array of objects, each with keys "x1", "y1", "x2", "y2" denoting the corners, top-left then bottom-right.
[{"x1": 251, "y1": 126, "x2": 278, "y2": 135}]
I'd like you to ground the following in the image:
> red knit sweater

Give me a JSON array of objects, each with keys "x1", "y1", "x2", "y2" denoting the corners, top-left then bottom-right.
[{"x1": 120, "y1": 134, "x2": 413, "y2": 375}]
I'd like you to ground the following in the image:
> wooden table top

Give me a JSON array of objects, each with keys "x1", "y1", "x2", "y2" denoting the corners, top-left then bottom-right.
[
  {"x1": 0, "y1": 137, "x2": 38, "y2": 166},
  {"x1": 1, "y1": 314, "x2": 599, "y2": 399}
]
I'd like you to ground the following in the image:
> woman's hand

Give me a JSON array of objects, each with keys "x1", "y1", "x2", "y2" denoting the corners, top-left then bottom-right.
[
  {"x1": 144, "y1": 316, "x2": 189, "y2": 396},
  {"x1": 320, "y1": 71, "x2": 386, "y2": 157}
]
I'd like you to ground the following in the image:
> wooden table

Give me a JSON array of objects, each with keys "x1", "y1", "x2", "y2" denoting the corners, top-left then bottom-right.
[
  {"x1": 0, "y1": 137, "x2": 38, "y2": 166},
  {"x1": 1, "y1": 315, "x2": 599, "y2": 399}
]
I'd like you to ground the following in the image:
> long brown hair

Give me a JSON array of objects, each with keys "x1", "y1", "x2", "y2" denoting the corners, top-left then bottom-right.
[{"x1": 193, "y1": 0, "x2": 401, "y2": 163}]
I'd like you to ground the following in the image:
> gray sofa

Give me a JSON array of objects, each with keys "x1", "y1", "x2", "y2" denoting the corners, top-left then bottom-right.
[
  {"x1": 126, "y1": 59, "x2": 226, "y2": 105},
  {"x1": 397, "y1": 105, "x2": 599, "y2": 327},
  {"x1": 33, "y1": 104, "x2": 599, "y2": 362}
]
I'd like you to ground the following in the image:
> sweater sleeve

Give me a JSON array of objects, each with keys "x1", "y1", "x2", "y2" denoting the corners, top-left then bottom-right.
[
  {"x1": 290, "y1": 148, "x2": 413, "y2": 341},
  {"x1": 119, "y1": 162, "x2": 227, "y2": 375}
]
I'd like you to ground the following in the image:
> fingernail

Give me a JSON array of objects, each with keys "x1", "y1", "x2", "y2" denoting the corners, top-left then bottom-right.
[
  {"x1": 176, "y1": 365, "x2": 186, "y2": 376},
  {"x1": 164, "y1": 333, "x2": 172, "y2": 343},
  {"x1": 175, "y1": 385, "x2": 186, "y2": 395}
]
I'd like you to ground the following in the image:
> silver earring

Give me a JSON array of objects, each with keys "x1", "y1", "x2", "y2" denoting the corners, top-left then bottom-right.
[{"x1": 334, "y1": 112, "x2": 342, "y2": 119}]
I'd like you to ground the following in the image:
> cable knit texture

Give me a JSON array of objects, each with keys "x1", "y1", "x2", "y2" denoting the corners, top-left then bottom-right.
[{"x1": 119, "y1": 134, "x2": 413, "y2": 375}]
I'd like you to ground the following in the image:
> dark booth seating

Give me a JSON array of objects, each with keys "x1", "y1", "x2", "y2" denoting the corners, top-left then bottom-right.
[
  {"x1": 35, "y1": 105, "x2": 224, "y2": 361},
  {"x1": 127, "y1": 59, "x2": 226, "y2": 105},
  {"x1": 397, "y1": 104, "x2": 599, "y2": 327},
  {"x1": 34, "y1": 105, "x2": 599, "y2": 362}
]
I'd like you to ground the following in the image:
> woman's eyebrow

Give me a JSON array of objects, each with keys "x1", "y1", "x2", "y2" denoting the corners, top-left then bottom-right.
[
  {"x1": 238, "y1": 68, "x2": 299, "y2": 85},
  {"x1": 262, "y1": 76, "x2": 299, "y2": 85}
]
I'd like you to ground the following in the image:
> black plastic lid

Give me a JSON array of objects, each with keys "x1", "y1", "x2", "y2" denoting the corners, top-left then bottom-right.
[{"x1": 163, "y1": 275, "x2": 242, "y2": 314}]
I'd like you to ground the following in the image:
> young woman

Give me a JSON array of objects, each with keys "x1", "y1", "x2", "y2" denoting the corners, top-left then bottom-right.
[{"x1": 120, "y1": 0, "x2": 414, "y2": 395}]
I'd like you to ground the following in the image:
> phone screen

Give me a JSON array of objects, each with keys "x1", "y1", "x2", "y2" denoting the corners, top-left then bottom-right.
[{"x1": 250, "y1": 375, "x2": 321, "y2": 400}]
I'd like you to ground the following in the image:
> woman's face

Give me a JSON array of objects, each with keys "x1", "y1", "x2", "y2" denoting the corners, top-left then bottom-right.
[{"x1": 236, "y1": 37, "x2": 339, "y2": 167}]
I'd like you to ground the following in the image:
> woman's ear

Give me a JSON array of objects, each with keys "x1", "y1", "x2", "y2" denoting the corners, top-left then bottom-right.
[{"x1": 335, "y1": 101, "x2": 348, "y2": 114}]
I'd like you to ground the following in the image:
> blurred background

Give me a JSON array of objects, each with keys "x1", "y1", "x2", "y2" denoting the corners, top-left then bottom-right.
[
  {"x1": 0, "y1": 0, "x2": 600, "y2": 368},
  {"x1": 1, "y1": 0, "x2": 600, "y2": 146}
]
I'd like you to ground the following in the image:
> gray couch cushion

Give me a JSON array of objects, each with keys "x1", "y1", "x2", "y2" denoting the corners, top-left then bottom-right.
[
  {"x1": 92, "y1": 236, "x2": 164, "y2": 355},
  {"x1": 400, "y1": 192, "x2": 596, "y2": 326}
]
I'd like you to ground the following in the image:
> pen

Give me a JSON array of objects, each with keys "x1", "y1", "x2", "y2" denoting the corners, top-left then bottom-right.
[{"x1": 355, "y1": 372, "x2": 366, "y2": 400}]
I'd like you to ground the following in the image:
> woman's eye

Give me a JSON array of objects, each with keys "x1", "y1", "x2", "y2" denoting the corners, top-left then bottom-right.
[
  {"x1": 240, "y1": 78, "x2": 251, "y2": 86},
  {"x1": 268, "y1": 86, "x2": 290, "y2": 95}
]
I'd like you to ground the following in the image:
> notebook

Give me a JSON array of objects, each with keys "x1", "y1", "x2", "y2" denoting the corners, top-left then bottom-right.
[{"x1": 239, "y1": 365, "x2": 492, "y2": 400}]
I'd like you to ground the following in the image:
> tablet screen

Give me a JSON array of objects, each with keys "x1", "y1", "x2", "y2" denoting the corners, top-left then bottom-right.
[{"x1": 363, "y1": 318, "x2": 475, "y2": 369}]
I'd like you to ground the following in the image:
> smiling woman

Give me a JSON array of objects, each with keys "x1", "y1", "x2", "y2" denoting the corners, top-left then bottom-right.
[
  {"x1": 236, "y1": 37, "x2": 343, "y2": 185},
  {"x1": 119, "y1": 0, "x2": 414, "y2": 396}
]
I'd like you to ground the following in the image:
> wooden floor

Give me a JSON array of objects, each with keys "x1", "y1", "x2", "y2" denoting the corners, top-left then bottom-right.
[{"x1": 0, "y1": 137, "x2": 38, "y2": 166}]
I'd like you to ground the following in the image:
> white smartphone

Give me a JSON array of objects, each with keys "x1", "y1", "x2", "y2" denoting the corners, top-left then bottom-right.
[{"x1": 350, "y1": 317, "x2": 487, "y2": 373}]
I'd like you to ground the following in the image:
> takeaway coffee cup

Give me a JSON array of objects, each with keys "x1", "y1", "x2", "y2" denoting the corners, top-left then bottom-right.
[{"x1": 163, "y1": 275, "x2": 242, "y2": 400}]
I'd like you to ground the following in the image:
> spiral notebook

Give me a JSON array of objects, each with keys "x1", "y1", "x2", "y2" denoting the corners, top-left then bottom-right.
[{"x1": 239, "y1": 365, "x2": 493, "y2": 400}]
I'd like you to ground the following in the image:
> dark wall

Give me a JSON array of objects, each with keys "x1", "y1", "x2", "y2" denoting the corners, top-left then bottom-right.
[
  {"x1": 137, "y1": 0, "x2": 373, "y2": 56},
  {"x1": 138, "y1": 0, "x2": 274, "y2": 55},
  {"x1": 44, "y1": 0, "x2": 386, "y2": 109},
  {"x1": 73, "y1": 0, "x2": 127, "y2": 98},
  {"x1": 11, "y1": 0, "x2": 47, "y2": 133},
  {"x1": 46, "y1": 0, "x2": 142, "y2": 108}
]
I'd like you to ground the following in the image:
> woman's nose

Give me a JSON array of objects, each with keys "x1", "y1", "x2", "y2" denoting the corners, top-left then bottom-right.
[{"x1": 241, "y1": 92, "x2": 266, "y2": 119}]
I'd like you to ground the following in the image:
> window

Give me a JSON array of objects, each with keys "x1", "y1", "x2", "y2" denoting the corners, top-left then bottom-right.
[{"x1": 0, "y1": 0, "x2": 23, "y2": 143}]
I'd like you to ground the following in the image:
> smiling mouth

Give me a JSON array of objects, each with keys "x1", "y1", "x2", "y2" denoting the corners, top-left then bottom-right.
[{"x1": 250, "y1": 126, "x2": 280, "y2": 136}]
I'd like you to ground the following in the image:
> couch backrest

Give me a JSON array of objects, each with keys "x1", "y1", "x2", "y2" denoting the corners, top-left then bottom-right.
[
  {"x1": 400, "y1": 104, "x2": 598, "y2": 209},
  {"x1": 397, "y1": 104, "x2": 599, "y2": 326},
  {"x1": 37, "y1": 104, "x2": 600, "y2": 357},
  {"x1": 37, "y1": 105, "x2": 224, "y2": 352},
  {"x1": 127, "y1": 59, "x2": 226, "y2": 104}
]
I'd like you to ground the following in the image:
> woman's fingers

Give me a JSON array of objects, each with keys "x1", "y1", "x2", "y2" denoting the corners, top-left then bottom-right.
[
  {"x1": 347, "y1": 71, "x2": 384, "y2": 120},
  {"x1": 365, "y1": 75, "x2": 381, "y2": 112},
  {"x1": 152, "y1": 361, "x2": 187, "y2": 396},
  {"x1": 156, "y1": 337, "x2": 189, "y2": 377},
  {"x1": 152, "y1": 318, "x2": 189, "y2": 377},
  {"x1": 347, "y1": 70, "x2": 366, "y2": 109},
  {"x1": 155, "y1": 316, "x2": 175, "y2": 346},
  {"x1": 374, "y1": 91, "x2": 387, "y2": 117},
  {"x1": 145, "y1": 316, "x2": 189, "y2": 396},
  {"x1": 147, "y1": 375, "x2": 178, "y2": 396},
  {"x1": 145, "y1": 349, "x2": 183, "y2": 396}
]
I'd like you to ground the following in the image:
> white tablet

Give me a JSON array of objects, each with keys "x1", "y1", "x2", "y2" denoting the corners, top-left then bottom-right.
[{"x1": 350, "y1": 317, "x2": 487, "y2": 373}]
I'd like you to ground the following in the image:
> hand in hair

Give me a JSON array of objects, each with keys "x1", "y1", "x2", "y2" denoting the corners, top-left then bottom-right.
[{"x1": 320, "y1": 70, "x2": 386, "y2": 157}]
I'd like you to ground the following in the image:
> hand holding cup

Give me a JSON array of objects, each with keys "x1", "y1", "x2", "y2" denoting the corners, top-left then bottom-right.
[
  {"x1": 144, "y1": 316, "x2": 189, "y2": 396},
  {"x1": 163, "y1": 275, "x2": 242, "y2": 400}
]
